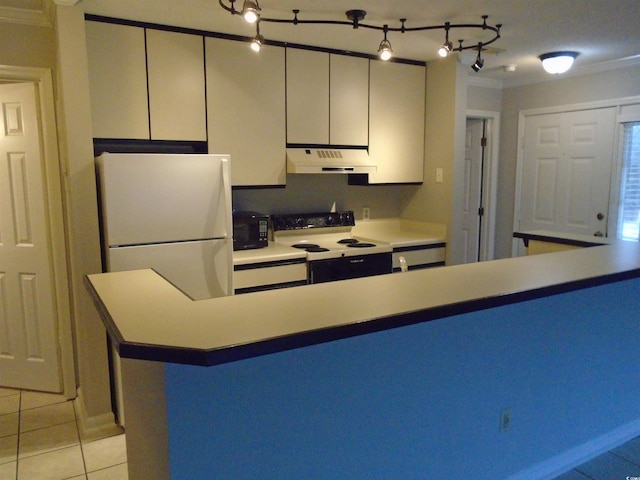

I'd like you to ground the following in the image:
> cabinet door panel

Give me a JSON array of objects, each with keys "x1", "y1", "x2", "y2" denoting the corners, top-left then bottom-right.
[
  {"x1": 286, "y1": 49, "x2": 329, "y2": 145},
  {"x1": 369, "y1": 61, "x2": 425, "y2": 183},
  {"x1": 330, "y1": 55, "x2": 369, "y2": 146},
  {"x1": 86, "y1": 21, "x2": 150, "y2": 139},
  {"x1": 146, "y1": 30, "x2": 207, "y2": 141},
  {"x1": 207, "y1": 38, "x2": 286, "y2": 186}
]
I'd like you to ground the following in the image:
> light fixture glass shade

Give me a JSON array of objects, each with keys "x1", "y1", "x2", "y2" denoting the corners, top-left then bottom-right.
[
  {"x1": 250, "y1": 35, "x2": 264, "y2": 52},
  {"x1": 378, "y1": 39, "x2": 393, "y2": 61},
  {"x1": 438, "y1": 41, "x2": 452, "y2": 58},
  {"x1": 539, "y1": 51, "x2": 579, "y2": 74},
  {"x1": 242, "y1": 0, "x2": 260, "y2": 23}
]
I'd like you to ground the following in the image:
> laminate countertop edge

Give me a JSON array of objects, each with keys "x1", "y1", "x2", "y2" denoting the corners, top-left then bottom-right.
[{"x1": 85, "y1": 241, "x2": 640, "y2": 367}]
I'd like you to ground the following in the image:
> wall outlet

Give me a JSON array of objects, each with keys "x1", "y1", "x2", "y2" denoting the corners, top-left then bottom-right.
[
  {"x1": 500, "y1": 408, "x2": 512, "y2": 433},
  {"x1": 362, "y1": 207, "x2": 370, "y2": 221}
]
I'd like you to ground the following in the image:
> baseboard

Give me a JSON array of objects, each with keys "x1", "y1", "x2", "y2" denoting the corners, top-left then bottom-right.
[
  {"x1": 74, "y1": 387, "x2": 123, "y2": 442},
  {"x1": 505, "y1": 418, "x2": 640, "y2": 480}
]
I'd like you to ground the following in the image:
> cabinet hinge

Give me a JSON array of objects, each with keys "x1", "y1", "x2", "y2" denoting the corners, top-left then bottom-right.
[
  {"x1": 478, "y1": 207, "x2": 485, "y2": 217},
  {"x1": 481, "y1": 137, "x2": 487, "y2": 147}
]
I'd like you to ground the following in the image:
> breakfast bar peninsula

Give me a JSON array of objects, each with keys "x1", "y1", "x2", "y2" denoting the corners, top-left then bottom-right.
[{"x1": 86, "y1": 241, "x2": 640, "y2": 480}]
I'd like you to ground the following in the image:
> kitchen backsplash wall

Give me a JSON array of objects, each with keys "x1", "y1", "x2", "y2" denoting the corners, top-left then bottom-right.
[{"x1": 232, "y1": 174, "x2": 419, "y2": 219}]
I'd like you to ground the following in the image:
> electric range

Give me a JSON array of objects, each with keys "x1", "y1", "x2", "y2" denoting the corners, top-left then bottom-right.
[{"x1": 271, "y1": 211, "x2": 392, "y2": 283}]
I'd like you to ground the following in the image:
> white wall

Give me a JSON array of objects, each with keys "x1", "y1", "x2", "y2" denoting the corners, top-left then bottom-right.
[{"x1": 495, "y1": 65, "x2": 640, "y2": 258}]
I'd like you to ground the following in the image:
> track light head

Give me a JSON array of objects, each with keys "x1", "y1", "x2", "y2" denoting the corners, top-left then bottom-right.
[
  {"x1": 378, "y1": 25, "x2": 393, "y2": 61},
  {"x1": 438, "y1": 41, "x2": 452, "y2": 58},
  {"x1": 242, "y1": 0, "x2": 260, "y2": 23}
]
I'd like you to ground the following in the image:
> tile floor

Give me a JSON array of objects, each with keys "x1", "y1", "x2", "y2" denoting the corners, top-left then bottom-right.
[
  {"x1": 553, "y1": 435, "x2": 640, "y2": 479},
  {"x1": 0, "y1": 387, "x2": 127, "y2": 480}
]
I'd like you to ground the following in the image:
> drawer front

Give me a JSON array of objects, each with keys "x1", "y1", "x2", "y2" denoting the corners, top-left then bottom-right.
[
  {"x1": 234, "y1": 261, "x2": 307, "y2": 292},
  {"x1": 392, "y1": 246, "x2": 445, "y2": 271}
]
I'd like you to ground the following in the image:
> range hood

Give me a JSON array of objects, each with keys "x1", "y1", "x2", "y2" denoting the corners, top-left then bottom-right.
[{"x1": 286, "y1": 148, "x2": 376, "y2": 174}]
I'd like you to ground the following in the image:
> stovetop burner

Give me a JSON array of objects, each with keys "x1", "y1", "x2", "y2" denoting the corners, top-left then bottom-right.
[
  {"x1": 292, "y1": 243, "x2": 330, "y2": 252},
  {"x1": 337, "y1": 238, "x2": 359, "y2": 244},
  {"x1": 348, "y1": 242, "x2": 377, "y2": 248}
]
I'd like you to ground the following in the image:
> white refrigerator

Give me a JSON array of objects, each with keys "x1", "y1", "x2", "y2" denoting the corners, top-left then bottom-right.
[
  {"x1": 96, "y1": 152, "x2": 233, "y2": 300},
  {"x1": 96, "y1": 152, "x2": 233, "y2": 425}
]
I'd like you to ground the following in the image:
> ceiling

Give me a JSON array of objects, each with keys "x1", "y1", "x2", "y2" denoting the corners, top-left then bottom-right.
[{"x1": 82, "y1": 0, "x2": 640, "y2": 86}]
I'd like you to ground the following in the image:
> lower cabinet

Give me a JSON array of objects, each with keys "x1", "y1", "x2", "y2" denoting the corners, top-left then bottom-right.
[
  {"x1": 392, "y1": 244, "x2": 446, "y2": 272},
  {"x1": 234, "y1": 259, "x2": 307, "y2": 294}
]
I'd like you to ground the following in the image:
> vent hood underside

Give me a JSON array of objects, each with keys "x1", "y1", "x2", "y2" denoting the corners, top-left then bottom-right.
[{"x1": 286, "y1": 148, "x2": 376, "y2": 174}]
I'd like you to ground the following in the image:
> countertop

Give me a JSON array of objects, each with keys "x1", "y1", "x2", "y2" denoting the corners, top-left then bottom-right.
[
  {"x1": 513, "y1": 230, "x2": 612, "y2": 247},
  {"x1": 233, "y1": 218, "x2": 446, "y2": 265},
  {"x1": 352, "y1": 218, "x2": 446, "y2": 248},
  {"x1": 86, "y1": 240, "x2": 640, "y2": 366},
  {"x1": 233, "y1": 242, "x2": 306, "y2": 266}
]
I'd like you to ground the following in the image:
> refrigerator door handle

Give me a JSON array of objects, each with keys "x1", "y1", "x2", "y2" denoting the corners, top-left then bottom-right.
[{"x1": 221, "y1": 157, "x2": 233, "y2": 238}]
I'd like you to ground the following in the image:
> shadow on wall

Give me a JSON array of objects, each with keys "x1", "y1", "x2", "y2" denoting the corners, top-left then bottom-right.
[{"x1": 232, "y1": 174, "x2": 419, "y2": 218}]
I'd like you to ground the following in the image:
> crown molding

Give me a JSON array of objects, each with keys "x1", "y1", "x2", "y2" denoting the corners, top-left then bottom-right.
[
  {"x1": 467, "y1": 76, "x2": 503, "y2": 89},
  {"x1": 0, "y1": 0, "x2": 54, "y2": 26},
  {"x1": 502, "y1": 54, "x2": 640, "y2": 88}
]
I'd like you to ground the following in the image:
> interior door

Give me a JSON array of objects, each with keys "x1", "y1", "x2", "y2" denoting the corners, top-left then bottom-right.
[
  {"x1": 460, "y1": 118, "x2": 485, "y2": 263},
  {"x1": 519, "y1": 108, "x2": 616, "y2": 239},
  {"x1": 0, "y1": 82, "x2": 62, "y2": 392}
]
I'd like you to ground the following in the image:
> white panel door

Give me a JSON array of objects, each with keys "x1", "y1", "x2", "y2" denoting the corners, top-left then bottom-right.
[
  {"x1": 0, "y1": 83, "x2": 61, "y2": 392},
  {"x1": 520, "y1": 108, "x2": 616, "y2": 237},
  {"x1": 460, "y1": 119, "x2": 484, "y2": 263}
]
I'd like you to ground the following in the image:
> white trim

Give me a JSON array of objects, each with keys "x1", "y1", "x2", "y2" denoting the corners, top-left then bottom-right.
[
  {"x1": 512, "y1": 95, "x2": 640, "y2": 257},
  {"x1": 467, "y1": 109, "x2": 501, "y2": 261},
  {"x1": 0, "y1": 65, "x2": 75, "y2": 399},
  {"x1": 504, "y1": 417, "x2": 640, "y2": 480}
]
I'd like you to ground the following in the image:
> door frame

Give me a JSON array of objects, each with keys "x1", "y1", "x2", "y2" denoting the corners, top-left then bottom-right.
[
  {"x1": 512, "y1": 95, "x2": 640, "y2": 256},
  {"x1": 466, "y1": 109, "x2": 500, "y2": 261},
  {"x1": 0, "y1": 64, "x2": 75, "y2": 398}
]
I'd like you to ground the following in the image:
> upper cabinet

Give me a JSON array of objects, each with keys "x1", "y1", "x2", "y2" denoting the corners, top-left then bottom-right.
[
  {"x1": 86, "y1": 22, "x2": 206, "y2": 141},
  {"x1": 286, "y1": 49, "x2": 368, "y2": 146},
  {"x1": 206, "y1": 38, "x2": 286, "y2": 186},
  {"x1": 367, "y1": 61, "x2": 426, "y2": 184},
  {"x1": 86, "y1": 21, "x2": 149, "y2": 139},
  {"x1": 146, "y1": 30, "x2": 207, "y2": 141}
]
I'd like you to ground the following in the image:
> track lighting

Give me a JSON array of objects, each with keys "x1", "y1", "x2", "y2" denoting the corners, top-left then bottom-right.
[
  {"x1": 437, "y1": 22, "x2": 452, "y2": 58},
  {"x1": 241, "y1": 0, "x2": 260, "y2": 23},
  {"x1": 539, "y1": 51, "x2": 579, "y2": 74},
  {"x1": 378, "y1": 25, "x2": 393, "y2": 61},
  {"x1": 250, "y1": 22, "x2": 264, "y2": 52},
  {"x1": 471, "y1": 43, "x2": 484, "y2": 72},
  {"x1": 219, "y1": 1, "x2": 502, "y2": 71}
]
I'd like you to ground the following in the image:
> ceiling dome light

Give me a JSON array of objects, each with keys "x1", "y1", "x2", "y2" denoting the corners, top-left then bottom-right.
[
  {"x1": 242, "y1": 0, "x2": 261, "y2": 23},
  {"x1": 539, "y1": 51, "x2": 579, "y2": 74}
]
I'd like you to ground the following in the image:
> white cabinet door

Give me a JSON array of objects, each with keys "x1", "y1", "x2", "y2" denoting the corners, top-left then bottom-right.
[
  {"x1": 146, "y1": 29, "x2": 207, "y2": 141},
  {"x1": 329, "y1": 54, "x2": 369, "y2": 146},
  {"x1": 86, "y1": 21, "x2": 150, "y2": 139},
  {"x1": 206, "y1": 38, "x2": 286, "y2": 186},
  {"x1": 286, "y1": 48, "x2": 329, "y2": 145},
  {"x1": 368, "y1": 61, "x2": 426, "y2": 184}
]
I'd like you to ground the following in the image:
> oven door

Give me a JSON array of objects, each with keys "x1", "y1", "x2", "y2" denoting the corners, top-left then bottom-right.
[{"x1": 308, "y1": 253, "x2": 392, "y2": 284}]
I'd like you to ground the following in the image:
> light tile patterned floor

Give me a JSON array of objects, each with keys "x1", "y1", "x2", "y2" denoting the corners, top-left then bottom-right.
[{"x1": 0, "y1": 387, "x2": 127, "y2": 480}]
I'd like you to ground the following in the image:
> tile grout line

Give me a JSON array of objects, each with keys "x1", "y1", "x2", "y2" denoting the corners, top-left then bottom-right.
[
  {"x1": 14, "y1": 390, "x2": 21, "y2": 480},
  {"x1": 73, "y1": 399, "x2": 89, "y2": 478}
]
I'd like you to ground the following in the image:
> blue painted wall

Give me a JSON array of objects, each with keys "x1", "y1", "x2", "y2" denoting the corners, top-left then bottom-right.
[{"x1": 165, "y1": 278, "x2": 640, "y2": 479}]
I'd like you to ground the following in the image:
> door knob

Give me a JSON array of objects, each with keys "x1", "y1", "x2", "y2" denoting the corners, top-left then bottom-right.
[{"x1": 597, "y1": 212, "x2": 605, "y2": 220}]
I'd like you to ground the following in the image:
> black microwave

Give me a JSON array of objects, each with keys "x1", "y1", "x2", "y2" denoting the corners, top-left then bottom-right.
[{"x1": 233, "y1": 212, "x2": 269, "y2": 251}]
